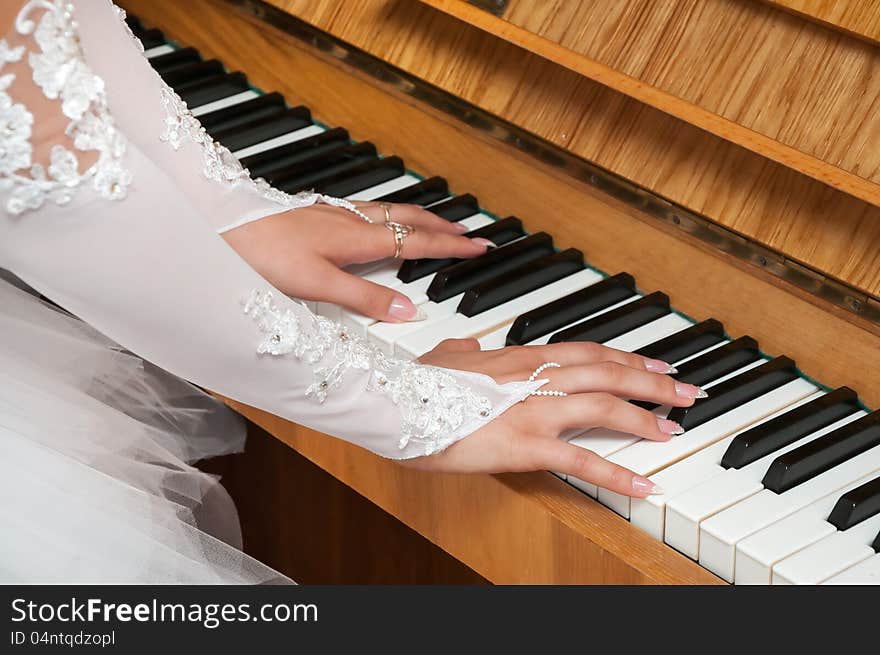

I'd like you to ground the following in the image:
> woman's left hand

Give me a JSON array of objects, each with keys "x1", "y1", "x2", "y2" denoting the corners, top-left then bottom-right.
[{"x1": 222, "y1": 201, "x2": 493, "y2": 322}]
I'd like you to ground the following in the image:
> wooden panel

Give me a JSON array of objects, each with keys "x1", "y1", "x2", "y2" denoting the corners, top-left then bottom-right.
[
  {"x1": 202, "y1": 423, "x2": 487, "y2": 584},
  {"x1": 256, "y1": 0, "x2": 880, "y2": 298},
  {"x1": 122, "y1": 0, "x2": 880, "y2": 583},
  {"x1": 762, "y1": 0, "x2": 880, "y2": 45}
]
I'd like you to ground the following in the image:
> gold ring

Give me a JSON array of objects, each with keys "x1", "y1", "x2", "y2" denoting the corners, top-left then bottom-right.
[
  {"x1": 378, "y1": 202, "x2": 393, "y2": 224},
  {"x1": 385, "y1": 220, "x2": 415, "y2": 259}
]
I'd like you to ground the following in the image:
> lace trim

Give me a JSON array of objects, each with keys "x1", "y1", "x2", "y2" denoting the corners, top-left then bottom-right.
[
  {"x1": 156, "y1": 84, "x2": 372, "y2": 222},
  {"x1": 112, "y1": 6, "x2": 144, "y2": 54},
  {"x1": 0, "y1": 1, "x2": 131, "y2": 215},
  {"x1": 242, "y1": 290, "x2": 493, "y2": 454}
]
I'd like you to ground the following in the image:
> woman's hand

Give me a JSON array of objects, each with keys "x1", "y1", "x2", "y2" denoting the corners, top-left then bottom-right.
[
  {"x1": 222, "y1": 201, "x2": 492, "y2": 322},
  {"x1": 412, "y1": 339, "x2": 706, "y2": 498}
]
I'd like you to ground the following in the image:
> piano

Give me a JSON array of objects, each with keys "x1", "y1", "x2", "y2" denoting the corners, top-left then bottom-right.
[{"x1": 120, "y1": 0, "x2": 880, "y2": 584}]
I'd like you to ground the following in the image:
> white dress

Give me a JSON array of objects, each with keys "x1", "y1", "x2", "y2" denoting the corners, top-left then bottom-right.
[{"x1": 0, "y1": 0, "x2": 542, "y2": 582}]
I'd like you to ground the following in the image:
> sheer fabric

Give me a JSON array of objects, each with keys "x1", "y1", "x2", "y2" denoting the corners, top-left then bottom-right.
[
  {"x1": 0, "y1": 276, "x2": 289, "y2": 583},
  {"x1": 0, "y1": 0, "x2": 542, "y2": 461},
  {"x1": 0, "y1": 0, "x2": 544, "y2": 583}
]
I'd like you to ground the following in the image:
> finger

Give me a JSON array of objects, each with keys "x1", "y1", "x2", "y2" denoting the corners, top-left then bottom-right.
[
  {"x1": 363, "y1": 223, "x2": 491, "y2": 260},
  {"x1": 536, "y1": 363, "x2": 704, "y2": 406},
  {"x1": 303, "y1": 260, "x2": 423, "y2": 322},
  {"x1": 535, "y1": 439, "x2": 662, "y2": 498},
  {"x1": 357, "y1": 203, "x2": 467, "y2": 235},
  {"x1": 429, "y1": 338, "x2": 482, "y2": 355},
  {"x1": 543, "y1": 392, "x2": 681, "y2": 441},
  {"x1": 532, "y1": 341, "x2": 677, "y2": 374}
]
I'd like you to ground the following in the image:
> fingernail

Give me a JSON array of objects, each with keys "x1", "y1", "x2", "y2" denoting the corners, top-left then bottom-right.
[
  {"x1": 675, "y1": 381, "x2": 707, "y2": 399},
  {"x1": 632, "y1": 476, "x2": 664, "y2": 496},
  {"x1": 387, "y1": 295, "x2": 426, "y2": 322},
  {"x1": 645, "y1": 358, "x2": 677, "y2": 374},
  {"x1": 471, "y1": 237, "x2": 496, "y2": 248},
  {"x1": 657, "y1": 418, "x2": 685, "y2": 435},
  {"x1": 453, "y1": 222, "x2": 470, "y2": 233}
]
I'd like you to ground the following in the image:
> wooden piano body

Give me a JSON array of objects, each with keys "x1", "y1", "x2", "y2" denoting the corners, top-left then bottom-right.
[{"x1": 121, "y1": 0, "x2": 880, "y2": 584}]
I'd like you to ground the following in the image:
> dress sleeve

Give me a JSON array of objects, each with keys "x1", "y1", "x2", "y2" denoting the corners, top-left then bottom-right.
[
  {"x1": 82, "y1": 0, "x2": 370, "y2": 234},
  {"x1": 0, "y1": 0, "x2": 542, "y2": 459}
]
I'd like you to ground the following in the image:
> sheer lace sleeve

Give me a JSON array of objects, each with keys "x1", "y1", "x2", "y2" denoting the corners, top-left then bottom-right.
[{"x1": 0, "y1": 0, "x2": 542, "y2": 459}]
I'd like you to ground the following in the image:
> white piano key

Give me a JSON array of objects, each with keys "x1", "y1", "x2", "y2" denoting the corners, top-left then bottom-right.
[
  {"x1": 663, "y1": 407, "x2": 859, "y2": 559},
  {"x1": 823, "y1": 552, "x2": 880, "y2": 584},
  {"x1": 629, "y1": 391, "x2": 825, "y2": 542},
  {"x1": 395, "y1": 269, "x2": 605, "y2": 359},
  {"x1": 666, "y1": 415, "x2": 857, "y2": 559},
  {"x1": 369, "y1": 296, "x2": 463, "y2": 357},
  {"x1": 735, "y1": 471, "x2": 878, "y2": 585},
  {"x1": 144, "y1": 44, "x2": 175, "y2": 58},
  {"x1": 771, "y1": 511, "x2": 880, "y2": 584},
  {"x1": 190, "y1": 90, "x2": 260, "y2": 116},
  {"x1": 232, "y1": 124, "x2": 325, "y2": 159},
  {"x1": 699, "y1": 433, "x2": 880, "y2": 582},
  {"x1": 345, "y1": 174, "x2": 421, "y2": 201},
  {"x1": 597, "y1": 377, "x2": 818, "y2": 519},
  {"x1": 601, "y1": 313, "x2": 693, "y2": 352},
  {"x1": 457, "y1": 213, "x2": 495, "y2": 231}
]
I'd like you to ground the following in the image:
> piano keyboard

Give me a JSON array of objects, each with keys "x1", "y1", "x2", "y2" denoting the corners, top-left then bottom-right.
[{"x1": 129, "y1": 15, "x2": 880, "y2": 586}]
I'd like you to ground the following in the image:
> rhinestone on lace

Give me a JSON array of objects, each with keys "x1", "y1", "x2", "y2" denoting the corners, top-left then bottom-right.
[
  {"x1": 242, "y1": 290, "x2": 493, "y2": 453},
  {"x1": 0, "y1": 1, "x2": 131, "y2": 216}
]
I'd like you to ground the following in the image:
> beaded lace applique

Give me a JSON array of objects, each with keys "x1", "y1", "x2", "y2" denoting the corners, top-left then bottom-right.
[
  {"x1": 0, "y1": 1, "x2": 131, "y2": 216},
  {"x1": 242, "y1": 290, "x2": 494, "y2": 454}
]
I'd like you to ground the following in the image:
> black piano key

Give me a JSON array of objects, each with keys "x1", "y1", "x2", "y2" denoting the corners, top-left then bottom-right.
[
  {"x1": 872, "y1": 531, "x2": 880, "y2": 553},
  {"x1": 506, "y1": 273, "x2": 637, "y2": 346},
  {"x1": 279, "y1": 156, "x2": 404, "y2": 196},
  {"x1": 161, "y1": 60, "x2": 225, "y2": 88},
  {"x1": 198, "y1": 92, "x2": 286, "y2": 134},
  {"x1": 137, "y1": 28, "x2": 166, "y2": 50},
  {"x1": 672, "y1": 336, "x2": 760, "y2": 388},
  {"x1": 319, "y1": 157, "x2": 406, "y2": 197},
  {"x1": 827, "y1": 475, "x2": 880, "y2": 531},
  {"x1": 239, "y1": 128, "x2": 351, "y2": 179},
  {"x1": 548, "y1": 291, "x2": 670, "y2": 345},
  {"x1": 427, "y1": 233, "x2": 555, "y2": 302},
  {"x1": 633, "y1": 336, "x2": 760, "y2": 411},
  {"x1": 667, "y1": 356, "x2": 799, "y2": 432},
  {"x1": 762, "y1": 411, "x2": 880, "y2": 494},
  {"x1": 425, "y1": 194, "x2": 479, "y2": 222},
  {"x1": 264, "y1": 142, "x2": 376, "y2": 186},
  {"x1": 125, "y1": 14, "x2": 145, "y2": 35},
  {"x1": 634, "y1": 319, "x2": 726, "y2": 365},
  {"x1": 149, "y1": 47, "x2": 202, "y2": 73},
  {"x1": 211, "y1": 107, "x2": 313, "y2": 152},
  {"x1": 378, "y1": 177, "x2": 449, "y2": 205},
  {"x1": 396, "y1": 217, "x2": 524, "y2": 283},
  {"x1": 458, "y1": 249, "x2": 585, "y2": 317},
  {"x1": 721, "y1": 387, "x2": 861, "y2": 470},
  {"x1": 176, "y1": 73, "x2": 250, "y2": 108}
]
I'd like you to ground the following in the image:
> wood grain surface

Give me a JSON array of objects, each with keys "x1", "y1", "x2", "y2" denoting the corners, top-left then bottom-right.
[
  {"x1": 122, "y1": 0, "x2": 880, "y2": 583},
  {"x1": 265, "y1": 0, "x2": 880, "y2": 297},
  {"x1": 762, "y1": 0, "x2": 880, "y2": 45}
]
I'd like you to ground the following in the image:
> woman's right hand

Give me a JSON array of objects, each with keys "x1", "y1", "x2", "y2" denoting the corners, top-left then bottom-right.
[{"x1": 412, "y1": 338, "x2": 707, "y2": 498}]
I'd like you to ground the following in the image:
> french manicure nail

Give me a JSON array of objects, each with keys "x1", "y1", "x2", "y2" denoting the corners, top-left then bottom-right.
[
  {"x1": 632, "y1": 476, "x2": 664, "y2": 496},
  {"x1": 657, "y1": 418, "x2": 685, "y2": 435},
  {"x1": 645, "y1": 359, "x2": 678, "y2": 374},
  {"x1": 675, "y1": 381, "x2": 707, "y2": 399},
  {"x1": 387, "y1": 295, "x2": 425, "y2": 322},
  {"x1": 471, "y1": 237, "x2": 496, "y2": 248},
  {"x1": 453, "y1": 222, "x2": 470, "y2": 233}
]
